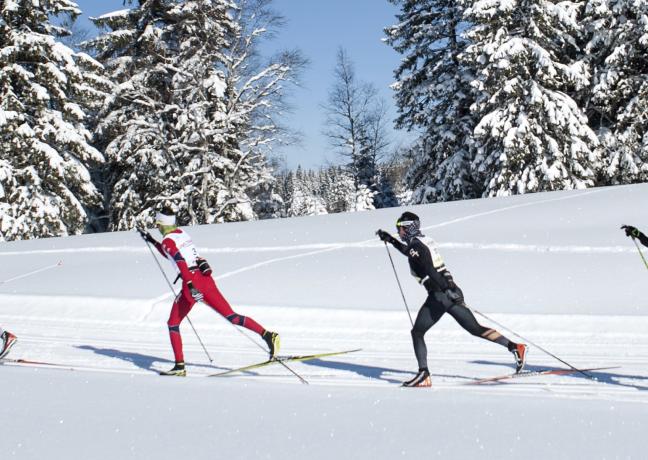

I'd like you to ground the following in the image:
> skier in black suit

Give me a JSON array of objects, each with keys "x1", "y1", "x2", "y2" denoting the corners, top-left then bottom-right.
[{"x1": 377, "y1": 212, "x2": 527, "y2": 387}]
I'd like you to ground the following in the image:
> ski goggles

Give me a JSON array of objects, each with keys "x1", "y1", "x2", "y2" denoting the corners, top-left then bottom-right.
[{"x1": 396, "y1": 220, "x2": 416, "y2": 229}]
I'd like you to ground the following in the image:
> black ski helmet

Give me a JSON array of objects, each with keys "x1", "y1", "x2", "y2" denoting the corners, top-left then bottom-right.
[{"x1": 396, "y1": 211, "x2": 420, "y2": 229}]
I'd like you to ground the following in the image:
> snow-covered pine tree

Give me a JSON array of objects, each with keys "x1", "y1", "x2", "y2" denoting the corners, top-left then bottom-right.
[
  {"x1": 166, "y1": 0, "x2": 263, "y2": 225},
  {"x1": 90, "y1": 0, "x2": 300, "y2": 229},
  {"x1": 0, "y1": 0, "x2": 110, "y2": 240},
  {"x1": 271, "y1": 163, "x2": 390, "y2": 215},
  {"x1": 385, "y1": 0, "x2": 477, "y2": 203},
  {"x1": 381, "y1": 150, "x2": 414, "y2": 205},
  {"x1": 584, "y1": 0, "x2": 648, "y2": 184},
  {"x1": 353, "y1": 184, "x2": 376, "y2": 211},
  {"x1": 321, "y1": 166, "x2": 355, "y2": 214},
  {"x1": 88, "y1": 0, "x2": 241, "y2": 229},
  {"x1": 87, "y1": 2, "x2": 172, "y2": 230},
  {"x1": 255, "y1": 155, "x2": 285, "y2": 218},
  {"x1": 58, "y1": 14, "x2": 91, "y2": 51},
  {"x1": 220, "y1": 0, "x2": 307, "y2": 221},
  {"x1": 285, "y1": 166, "x2": 326, "y2": 216},
  {"x1": 275, "y1": 169, "x2": 294, "y2": 217},
  {"x1": 463, "y1": 0, "x2": 600, "y2": 196},
  {"x1": 373, "y1": 165, "x2": 398, "y2": 208}
]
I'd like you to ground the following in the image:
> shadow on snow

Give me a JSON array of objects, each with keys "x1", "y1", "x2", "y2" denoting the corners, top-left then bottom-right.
[
  {"x1": 75, "y1": 345, "x2": 227, "y2": 373},
  {"x1": 296, "y1": 358, "x2": 477, "y2": 384}
]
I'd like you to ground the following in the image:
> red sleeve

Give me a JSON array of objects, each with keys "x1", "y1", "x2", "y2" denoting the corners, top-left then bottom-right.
[{"x1": 162, "y1": 237, "x2": 193, "y2": 282}]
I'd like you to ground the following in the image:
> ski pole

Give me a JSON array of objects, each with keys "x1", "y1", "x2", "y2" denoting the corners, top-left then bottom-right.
[
  {"x1": 470, "y1": 308, "x2": 594, "y2": 380},
  {"x1": 141, "y1": 236, "x2": 214, "y2": 364},
  {"x1": 383, "y1": 242, "x2": 414, "y2": 327},
  {"x1": 0, "y1": 261, "x2": 63, "y2": 286},
  {"x1": 631, "y1": 238, "x2": 648, "y2": 270},
  {"x1": 208, "y1": 309, "x2": 309, "y2": 385}
]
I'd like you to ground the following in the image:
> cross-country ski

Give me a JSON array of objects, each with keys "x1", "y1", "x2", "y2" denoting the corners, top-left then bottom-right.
[
  {"x1": 208, "y1": 349, "x2": 362, "y2": 377},
  {"x1": 468, "y1": 366, "x2": 621, "y2": 385},
  {"x1": 0, "y1": 357, "x2": 66, "y2": 368}
]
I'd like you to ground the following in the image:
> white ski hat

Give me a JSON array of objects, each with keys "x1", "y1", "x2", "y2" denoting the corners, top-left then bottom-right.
[{"x1": 155, "y1": 212, "x2": 176, "y2": 226}]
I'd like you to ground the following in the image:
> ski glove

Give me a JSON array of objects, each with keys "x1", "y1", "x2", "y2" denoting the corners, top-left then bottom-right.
[
  {"x1": 187, "y1": 281, "x2": 204, "y2": 303},
  {"x1": 443, "y1": 288, "x2": 463, "y2": 304},
  {"x1": 376, "y1": 229, "x2": 396, "y2": 244},
  {"x1": 196, "y1": 257, "x2": 213, "y2": 276},
  {"x1": 442, "y1": 271, "x2": 457, "y2": 290},
  {"x1": 621, "y1": 225, "x2": 641, "y2": 238},
  {"x1": 137, "y1": 228, "x2": 157, "y2": 245}
]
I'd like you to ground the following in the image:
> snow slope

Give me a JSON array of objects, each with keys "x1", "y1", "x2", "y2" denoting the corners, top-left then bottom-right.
[{"x1": 1, "y1": 184, "x2": 647, "y2": 459}]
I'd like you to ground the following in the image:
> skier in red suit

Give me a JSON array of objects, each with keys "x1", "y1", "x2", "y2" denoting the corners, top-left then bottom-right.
[{"x1": 138, "y1": 210, "x2": 280, "y2": 376}]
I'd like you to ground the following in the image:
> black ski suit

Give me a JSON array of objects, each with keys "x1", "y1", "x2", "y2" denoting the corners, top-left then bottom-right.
[{"x1": 386, "y1": 235, "x2": 512, "y2": 370}]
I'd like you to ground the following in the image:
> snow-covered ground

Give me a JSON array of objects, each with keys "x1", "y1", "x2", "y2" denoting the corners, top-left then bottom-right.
[{"x1": 1, "y1": 184, "x2": 647, "y2": 459}]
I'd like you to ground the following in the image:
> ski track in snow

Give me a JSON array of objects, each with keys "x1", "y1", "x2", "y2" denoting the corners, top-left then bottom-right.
[
  {"x1": 2, "y1": 303, "x2": 648, "y2": 404},
  {"x1": 3, "y1": 187, "x2": 648, "y2": 460},
  {"x1": 0, "y1": 185, "x2": 619, "y2": 261},
  {"x1": 0, "y1": 241, "x2": 637, "y2": 257}
]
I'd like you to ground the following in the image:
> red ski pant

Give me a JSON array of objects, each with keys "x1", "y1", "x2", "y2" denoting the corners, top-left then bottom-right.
[{"x1": 167, "y1": 272, "x2": 265, "y2": 363}]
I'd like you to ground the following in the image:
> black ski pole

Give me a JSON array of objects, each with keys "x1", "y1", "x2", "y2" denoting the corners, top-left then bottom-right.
[
  {"x1": 141, "y1": 235, "x2": 214, "y2": 363},
  {"x1": 631, "y1": 237, "x2": 648, "y2": 270},
  {"x1": 470, "y1": 307, "x2": 594, "y2": 380},
  {"x1": 383, "y1": 242, "x2": 414, "y2": 328}
]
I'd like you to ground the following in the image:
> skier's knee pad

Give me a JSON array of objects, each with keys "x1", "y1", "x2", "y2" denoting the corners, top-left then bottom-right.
[{"x1": 168, "y1": 324, "x2": 180, "y2": 333}]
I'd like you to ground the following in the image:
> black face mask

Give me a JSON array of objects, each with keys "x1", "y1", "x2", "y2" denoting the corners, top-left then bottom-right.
[{"x1": 397, "y1": 220, "x2": 423, "y2": 243}]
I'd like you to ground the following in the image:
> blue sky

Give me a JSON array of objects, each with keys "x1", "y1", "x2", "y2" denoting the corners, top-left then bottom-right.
[{"x1": 73, "y1": 0, "x2": 413, "y2": 169}]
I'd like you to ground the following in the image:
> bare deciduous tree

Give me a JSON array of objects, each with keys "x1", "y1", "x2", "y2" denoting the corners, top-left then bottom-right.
[{"x1": 322, "y1": 48, "x2": 389, "y2": 189}]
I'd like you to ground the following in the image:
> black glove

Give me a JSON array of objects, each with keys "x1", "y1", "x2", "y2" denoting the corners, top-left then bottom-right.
[
  {"x1": 187, "y1": 281, "x2": 204, "y2": 303},
  {"x1": 376, "y1": 229, "x2": 395, "y2": 243},
  {"x1": 443, "y1": 288, "x2": 463, "y2": 303},
  {"x1": 196, "y1": 257, "x2": 212, "y2": 276},
  {"x1": 442, "y1": 271, "x2": 456, "y2": 290},
  {"x1": 621, "y1": 225, "x2": 641, "y2": 238},
  {"x1": 137, "y1": 228, "x2": 157, "y2": 244}
]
